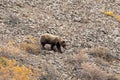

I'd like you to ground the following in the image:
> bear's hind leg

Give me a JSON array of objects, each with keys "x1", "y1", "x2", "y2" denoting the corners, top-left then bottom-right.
[{"x1": 41, "y1": 42, "x2": 45, "y2": 49}]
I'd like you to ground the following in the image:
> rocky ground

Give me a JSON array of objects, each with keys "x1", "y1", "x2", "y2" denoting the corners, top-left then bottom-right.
[{"x1": 0, "y1": 0, "x2": 120, "y2": 80}]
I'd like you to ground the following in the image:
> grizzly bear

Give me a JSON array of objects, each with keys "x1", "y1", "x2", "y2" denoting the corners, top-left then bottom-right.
[{"x1": 40, "y1": 33, "x2": 66, "y2": 53}]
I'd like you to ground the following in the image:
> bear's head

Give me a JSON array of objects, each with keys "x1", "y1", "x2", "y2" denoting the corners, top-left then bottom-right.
[{"x1": 61, "y1": 40, "x2": 66, "y2": 48}]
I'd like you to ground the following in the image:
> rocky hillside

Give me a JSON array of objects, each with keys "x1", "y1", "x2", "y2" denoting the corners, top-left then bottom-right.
[{"x1": 0, "y1": 0, "x2": 120, "y2": 80}]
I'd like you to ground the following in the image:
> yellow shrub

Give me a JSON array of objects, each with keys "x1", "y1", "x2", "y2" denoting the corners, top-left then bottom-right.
[
  {"x1": 0, "y1": 40, "x2": 22, "y2": 54},
  {"x1": 23, "y1": 35, "x2": 37, "y2": 44},
  {"x1": 101, "y1": 10, "x2": 120, "y2": 22},
  {"x1": 20, "y1": 42, "x2": 40, "y2": 54},
  {"x1": 20, "y1": 35, "x2": 40, "y2": 54},
  {"x1": 113, "y1": 15, "x2": 120, "y2": 22},
  {"x1": 0, "y1": 57, "x2": 37, "y2": 80},
  {"x1": 0, "y1": 35, "x2": 40, "y2": 55},
  {"x1": 101, "y1": 11, "x2": 114, "y2": 16}
]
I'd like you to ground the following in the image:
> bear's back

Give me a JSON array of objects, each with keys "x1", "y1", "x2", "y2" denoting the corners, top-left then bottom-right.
[{"x1": 41, "y1": 33, "x2": 61, "y2": 43}]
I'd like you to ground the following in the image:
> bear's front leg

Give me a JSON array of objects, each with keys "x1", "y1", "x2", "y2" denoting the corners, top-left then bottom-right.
[{"x1": 57, "y1": 45, "x2": 62, "y2": 53}]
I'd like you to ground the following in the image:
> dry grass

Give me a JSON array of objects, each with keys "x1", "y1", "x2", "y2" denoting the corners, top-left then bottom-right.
[
  {"x1": 0, "y1": 40, "x2": 22, "y2": 55},
  {"x1": 89, "y1": 46, "x2": 109, "y2": 59},
  {"x1": 0, "y1": 35, "x2": 40, "y2": 55},
  {"x1": 114, "y1": 74, "x2": 120, "y2": 80},
  {"x1": 20, "y1": 35, "x2": 40, "y2": 54},
  {"x1": 23, "y1": 35, "x2": 38, "y2": 44},
  {"x1": 73, "y1": 49, "x2": 89, "y2": 63},
  {"x1": 0, "y1": 56, "x2": 37, "y2": 80},
  {"x1": 94, "y1": 57, "x2": 109, "y2": 66},
  {"x1": 101, "y1": 10, "x2": 120, "y2": 22},
  {"x1": 80, "y1": 62, "x2": 117, "y2": 80},
  {"x1": 66, "y1": 49, "x2": 89, "y2": 68},
  {"x1": 0, "y1": 35, "x2": 40, "y2": 80},
  {"x1": 66, "y1": 49, "x2": 118, "y2": 80},
  {"x1": 38, "y1": 61, "x2": 58, "y2": 80},
  {"x1": 88, "y1": 46, "x2": 118, "y2": 62},
  {"x1": 20, "y1": 41, "x2": 40, "y2": 54}
]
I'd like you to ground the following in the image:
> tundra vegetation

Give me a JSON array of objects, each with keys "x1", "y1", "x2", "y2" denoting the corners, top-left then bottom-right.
[{"x1": 0, "y1": 0, "x2": 120, "y2": 80}]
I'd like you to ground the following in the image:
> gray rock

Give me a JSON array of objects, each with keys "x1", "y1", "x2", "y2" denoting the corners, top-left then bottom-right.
[
  {"x1": 112, "y1": 28, "x2": 120, "y2": 36},
  {"x1": 115, "y1": 37, "x2": 120, "y2": 43}
]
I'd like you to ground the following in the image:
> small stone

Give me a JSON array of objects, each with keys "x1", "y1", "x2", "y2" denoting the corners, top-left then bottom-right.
[
  {"x1": 73, "y1": 17, "x2": 81, "y2": 22},
  {"x1": 112, "y1": 29, "x2": 119, "y2": 36},
  {"x1": 115, "y1": 37, "x2": 120, "y2": 43}
]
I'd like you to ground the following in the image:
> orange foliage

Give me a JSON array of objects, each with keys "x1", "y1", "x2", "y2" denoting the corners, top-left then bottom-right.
[
  {"x1": 0, "y1": 35, "x2": 40, "y2": 55},
  {"x1": 101, "y1": 10, "x2": 120, "y2": 22},
  {"x1": 20, "y1": 41, "x2": 40, "y2": 54},
  {"x1": 113, "y1": 15, "x2": 120, "y2": 22},
  {"x1": 23, "y1": 35, "x2": 37, "y2": 44},
  {"x1": 101, "y1": 11, "x2": 114, "y2": 16},
  {"x1": 0, "y1": 40, "x2": 22, "y2": 54},
  {"x1": 19, "y1": 35, "x2": 40, "y2": 54},
  {"x1": 0, "y1": 35, "x2": 39, "y2": 79},
  {"x1": 0, "y1": 56, "x2": 37, "y2": 80}
]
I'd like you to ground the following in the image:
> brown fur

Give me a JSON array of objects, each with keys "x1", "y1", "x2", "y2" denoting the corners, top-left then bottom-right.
[{"x1": 40, "y1": 33, "x2": 66, "y2": 53}]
